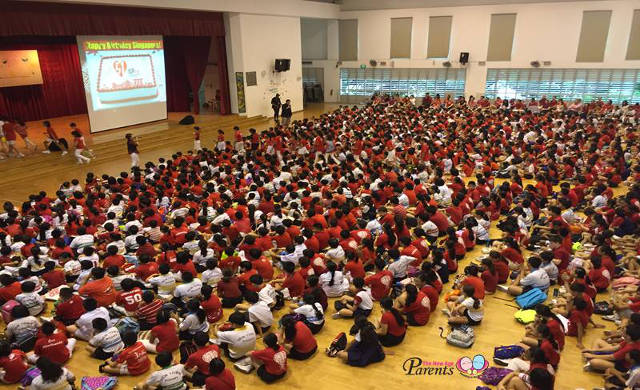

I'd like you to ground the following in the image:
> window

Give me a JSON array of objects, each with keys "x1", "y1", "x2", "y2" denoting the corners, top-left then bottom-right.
[
  {"x1": 339, "y1": 19, "x2": 358, "y2": 61},
  {"x1": 390, "y1": 17, "x2": 412, "y2": 58},
  {"x1": 427, "y1": 16, "x2": 452, "y2": 59},
  {"x1": 484, "y1": 68, "x2": 640, "y2": 103},
  {"x1": 339, "y1": 68, "x2": 466, "y2": 100}
]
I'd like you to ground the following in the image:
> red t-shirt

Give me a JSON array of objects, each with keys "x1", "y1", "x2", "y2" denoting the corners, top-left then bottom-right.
[
  {"x1": 567, "y1": 309, "x2": 588, "y2": 336},
  {"x1": 134, "y1": 262, "x2": 159, "y2": 281},
  {"x1": 116, "y1": 341, "x2": 151, "y2": 375},
  {"x1": 104, "y1": 254, "x2": 126, "y2": 269},
  {"x1": 205, "y1": 369, "x2": 236, "y2": 390},
  {"x1": 42, "y1": 269, "x2": 66, "y2": 289},
  {"x1": 494, "y1": 261, "x2": 509, "y2": 283},
  {"x1": 613, "y1": 340, "x2": 640, "y2": 369},
  {"x1": 540, "y1": 339, "x2": 560, "y2": 367},
  {"x1": 290, "y1": 321, "x2": 317, "y2": 353},
  {"x1": 481, "y1": 270, "x2": 498, "y2": 293},
  {"x1": 0, "y1": 349, "x2": 27, "y2": 383},
  {"x1": 365, "y1": 270, "x2": 393, "y2": 301},
  {"x1": 462, "y1": 276, "x2": 485, "y2": 300},
  {"x1": 380, "y1": 311, "x2": 407, "y2": 337},
  {"x1": 0, "y1": 282, "x2": 22, "y2": 302},
  {"x1": 251, "y1": 258, "x2": 274, "y2": 281},
  {"x1": 34, "y1": 332, "x2": 70, "y2": 364},
  {"x1": 420, "y1": 285, "x2": 439, "y2": 311},
  {"x1": 151, "y1": 321, "x2": 180, "y2": 353},
  {"x1": 116, "y1": 287, "x2": 143, "y2": 312},
  {"x1": 251, "y1": 346, "x2": 287, "y2": 375},
  {"x1": 344, "y1": 260, "x2": 365, "y2": 279},
  {"x1": 78, "y1": 277, "x2": 116, "y2": 307},
  {"x1": 55, "y1": 295, "x2": 85, "y2": 322},
  {"x1": 186, "y1": 344, "x2": 220, "y2": 375},
  {"x1": 282, "y1": 272, "x2": 305, "y2": 298},
  {"x1": 402, "y1": 291, "x2": 430, "y2": 325},
  {"x1": 547, "y1": 318, "x2": 565, "y2": 350},
  {"x1": 202, "y1": 294, "x2": 223, "y2": 323}
]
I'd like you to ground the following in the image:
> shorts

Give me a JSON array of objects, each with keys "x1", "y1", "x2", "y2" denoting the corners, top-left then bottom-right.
[
  {"x1": 354, "y1": 308, "x2": 372, "y2": 318},
  {"x1": 7, "y1": 140, "x2": 15, "y2": 145},
  {"x1": 379, "y1": 332, "x2": 405, "y2": 347},
  {"x1": 92, "y1": 347, "x2": 114, "y2": 360},
  {"x1": 464, "y1": 309, "x2": 482, "y2": 326},
  {"x1": 257, "y1": 365, "x2": 285, "y2": 383},
  {"x1": 288, "y1": 345, "x2": 317, "y2": 360}
]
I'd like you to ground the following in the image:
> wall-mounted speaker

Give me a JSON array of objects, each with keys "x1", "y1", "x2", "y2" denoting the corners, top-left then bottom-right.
[
  {"x1": 443, "y1": 61, "x2": 452, "y2": 68},
  {"x1": 275, "y1": 58, "x2": 291, "y2": 72},
  {"x1": 478, "y1": 61, "x2": 486, "y2": 66},
  {"x1": 369, "y1": 59, "x2": 378, "y2": 67},
  {"x1": 543, "y1": 61, "x2": 551, "y2": 66},
  {"x1": 459, "y1": 52, "x2": 469, "y2": 65},
  {"x1": 530, "y1": 60, "x2": 541, "y2": 68}
]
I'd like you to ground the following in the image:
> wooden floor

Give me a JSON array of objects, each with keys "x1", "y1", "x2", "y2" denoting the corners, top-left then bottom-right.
[{"x1": 0, "y1": 104, "x2": 611, "y2": 390}]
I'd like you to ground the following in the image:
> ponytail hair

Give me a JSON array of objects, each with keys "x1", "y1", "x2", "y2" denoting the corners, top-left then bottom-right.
[
  {"x1": 536, "y1": 324, "x2": 559, "y2": 351},
  {"x1": 535, "y1": 304, "x2": 565, "y2": 331},
  {"x1": 303, "y1": 294, "x2": 323, "y2": 319},
  {"x1": 326, "y1": 260, "x2": 337, "y2": 286},
  {"x1": 405, "y1": 284, "x2": 418, "y2": 306},
  {"x1": 462, "y1": 284, "x2": 480, "y2": 309},
  {"x1": 282, "y1": 316, "x2": 297, "y2": 342}
]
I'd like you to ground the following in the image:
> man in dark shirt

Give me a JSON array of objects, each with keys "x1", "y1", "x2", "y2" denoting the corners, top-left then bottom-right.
[
  {"x1": 281, "y1": 99, "x2": 292, "y2": 127},
  {"x1": 125, "y1": 133, "x2": 139, "y2": 169},
  {"x1": 271, "y1": 94, "x2": 281, "y2": 124}
]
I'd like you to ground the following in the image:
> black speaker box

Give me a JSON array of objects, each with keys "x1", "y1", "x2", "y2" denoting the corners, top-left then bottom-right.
[
  {"x1": 179, "y1": 115, "x2": 195, "y2": 125},
  {"x1": 459, "y1": 52, "x2": 469, "y2": 64}
]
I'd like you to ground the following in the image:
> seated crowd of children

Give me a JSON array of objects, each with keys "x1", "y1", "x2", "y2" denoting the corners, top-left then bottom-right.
[{"x1": 0, "y1": 94, "x2": 638, "y2": 390}]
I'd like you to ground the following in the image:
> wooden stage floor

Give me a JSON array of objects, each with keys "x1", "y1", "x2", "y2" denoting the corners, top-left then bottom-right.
[{"x1": 0, "y1": 104, "x2": 609, "y2": 390}]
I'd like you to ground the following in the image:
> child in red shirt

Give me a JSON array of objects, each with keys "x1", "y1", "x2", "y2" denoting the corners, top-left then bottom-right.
[
  {"x1": 102, "y1": 332, "x2": 150, "y2": 376},
  {"x1": 0, "y1": 342, "x2": 28, "y2": 384},
  {"x1": 250, "y1": 333, "x2": 287, "y2": 383},
  {"x1": 54, "y1": 288, "x2": 86, "y2": 325}
]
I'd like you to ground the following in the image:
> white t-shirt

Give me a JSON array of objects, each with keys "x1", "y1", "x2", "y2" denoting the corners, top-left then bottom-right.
[
  {"x1": 30, "y1": 368, "x2": 74, "y2": 390},
  {"x1": 258, "y1": 284, "x2": 276, "y2": 306},
  {"x1": 202, "y1": 268, "x2": 223, "y2": 286},
  {"x1": 75, "y1": 307, "x2": 110, "y2": 340},
  {"x1": 179, "y1": 313, "x2": 209, "y2": 334},
  {"x1": 215, "y1": 322, "x2": 257, "y2": 359},
  {"x1": 148, "y1": 273, "x2": 177, "y2": 297},
  {"x1": 355, "y1": 289, "x2": 374, "y2": 311},
  {"x1": 173, "y1": 279, "x2": 203, "y2": 300},
  {"x1": 248, "y1": 301, "x2": 274, "y2": 328},
  {"x1": 319, "y1": 271, "x2": 349, "y2": 297},
  {"x1": 388, "y1": 256, "x2": 415, "y2": 279},
  {"x1": 459, "y1": 297, "x2": 484, "y2": 322},
  {"x1": 145, "y1": 364, "x2": 187, "y2": 390},
  {"x1": 89, "y1": 326, "x2": 124, "y2": 353},
  {"x1": 294, "y1": 303, "x2": 324, "y2": 324},
  {"x1": 15, "y1": 292, "x2": 44, "y2": 316},
  {"x1": 520, "y1": 268, "x2": 550, "y2": 290}
]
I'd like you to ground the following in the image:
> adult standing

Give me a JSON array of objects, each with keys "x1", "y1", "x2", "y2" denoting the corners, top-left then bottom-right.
[
  {"x1": 126, "y1": 133, "x2": 139, "y2": 169},
  {"x1": 271, "y1": 94, "x2": 281, "y2": 124},
  {"x1": 2, "y1": 118, "x2": 23, "y2": 158},
  {"x1": 280, "y1": 99, "x2": 292, "y2": 128}
]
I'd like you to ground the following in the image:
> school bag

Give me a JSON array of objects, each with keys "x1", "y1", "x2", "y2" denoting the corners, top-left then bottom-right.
[
  {"x1": 514, "y1": 309, "x2": 537, "y2": 324},
  {"x1": 494, "y1": 345, "x2": 525, "y2": 359},
  {"x1": 1, "y1": 300, "x2": 19, "y2": 323},
  {"x1": 81, "y1": 376, "x2": 118, "y2": 390},
  {"x1": 613, "y1": 277, "x2": 640, "y2": 290},
  {"x1": 20, "y1": 367, "x2": 41, "y2": 386},
  {"x1": 594, "y1": 301, "x2": 614, "y2": 315},
  {"x1": 326, "y1": 332, "x2": 347, "y2": 357},
  {"x1": 439, "y1": 325, "x2": 475, "y2": 348},
  {"x1": 515, "y1": 288, "x2": 547, "y2": 309},
  {"x1": 114, "y1": 317, "x2": 140, "y2": 338},
  {"x1": 479, "y1": 367, "x2": 513, "y2": 386}
]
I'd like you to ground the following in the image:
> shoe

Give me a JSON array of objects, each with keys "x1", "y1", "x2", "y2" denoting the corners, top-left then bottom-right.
[
  {"x1": 493, "y1": 357, "x2": 510, "y2": 366},
  {"x1": 42, "y1": 150, "x2": 51, "y2": 154},
  {"x1": 98, "y1": 362, "x2": 109, "y2": 373},
  {"x1": 583, "y1": 362, "x2": 592, "y2": 371},
  {"x1": 331, "y1": 313, "x2": 341, "y2": 320},
  {"x1": 61, "y1": 150, "x2": 68, "y2": 156},
  {"x1": 441, "y1": 308, "x2": 451, "y2": 317},
  {"x1": 497, "y1": 285, "x2": 509, "y2": 292},
  {"x1": 602, "y1": 314, "x2": 619, "y2": 322},
  {"x1": 234, "y1": 357, "x2": 254, "y2": 373}
]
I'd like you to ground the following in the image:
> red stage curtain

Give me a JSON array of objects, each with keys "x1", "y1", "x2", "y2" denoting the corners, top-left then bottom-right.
[
  {"x1": 0, "y1": 37, "x2": 86, "y2": 121},
  {"x1": 215, "y1": 37, "x2": 232, "y2": 115},
  {"x1": 164, "y1": 38, "x2": 191, "y2": 113},
  {"x1": 1, "y1": 1, "x2": 225, "y2": 37},
  {"x1": 181, "y1": 37, "x2": 211, "y2": 115}
]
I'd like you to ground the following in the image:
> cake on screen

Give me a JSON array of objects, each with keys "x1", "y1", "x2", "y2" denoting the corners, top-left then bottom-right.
[{"x1": 96, "y1": 54, "x2": 159, "y2": 104}]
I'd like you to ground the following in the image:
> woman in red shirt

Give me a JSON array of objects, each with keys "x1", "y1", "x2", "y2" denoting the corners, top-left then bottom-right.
[
  {"x1": 377, "y1": 297, "x2": 406, "y2": 346},
  {"x1": 205, "y1": 359, "x2": 236, "y2": 390},
  {"x1": 480, "y1": 258, "x2": 498, "y2": 294},
  {"x1": 142, "y1": 310, "x2": 179, "y2": 354},
  {"x1": 250, "y1": 333, "x2": 287, "y2": 383},
  {"x1": 280, "y1": 317, "x2": 317, "y2": 360}
]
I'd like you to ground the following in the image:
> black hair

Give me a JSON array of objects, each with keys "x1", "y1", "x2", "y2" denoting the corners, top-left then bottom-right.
[
  {"x1": 36, "y1": 357, "x2": 63, "y2": 382},
  {"x1": 380, "y1": 296, "x2": 405, "y2": 328}
]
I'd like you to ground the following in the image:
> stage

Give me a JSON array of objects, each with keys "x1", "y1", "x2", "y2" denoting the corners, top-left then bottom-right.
[{"x1": 0, "y1": 104, "x2": 337, "y2": 204}]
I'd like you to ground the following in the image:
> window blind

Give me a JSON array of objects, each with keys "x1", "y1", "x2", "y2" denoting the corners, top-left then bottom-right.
[{"x1": 427, "y1": 16, "x2": 452, "y2": 59}]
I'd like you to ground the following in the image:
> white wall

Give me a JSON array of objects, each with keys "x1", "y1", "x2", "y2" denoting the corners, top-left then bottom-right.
[
  {"x1": 301, "y1": 18, "x2": 328, "y2": 60},
  {"x1": 304, "y1": 0, "x2": 640, "y2": 100},
  {"x1": 226, "y1": 13, "x2": 303, "y2": 117}
]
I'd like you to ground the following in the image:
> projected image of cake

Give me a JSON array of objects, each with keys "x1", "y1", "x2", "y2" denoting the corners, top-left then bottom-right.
[{"x1": 96, "y1": 54, "x2": 159, "y2": 104}]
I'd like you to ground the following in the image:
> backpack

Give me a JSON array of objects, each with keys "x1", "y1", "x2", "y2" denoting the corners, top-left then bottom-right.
[
  {"x1": 494, "y1": 345, "x2": 525, "y2": 359},
  {"x1": 514, "y1": 309, "x2": 537, "y2": 324},
  {"x1": 594, "y1": 301, "x2": 614, "y2": 315},
  {"x1": 326, "y1": 332, "x2": 347, "y2": 357},
  {"x1": 20, "y1": 367, "x2": 41, "y2": 386},
  {"x1": 1, "y1": 300, "x2": 19, "y2": 323},
  {"x1": 81, "y1": 376, "x2": 118, "y2": 390},
  {"x1": 479, "y1": 367, "x2": 513, "y2": 386},
  {"x1": 515, "y1": 288, "x2": 547, "y2": 309},
  {"x1": 439, "y1": 325, "x2": 474, "y2": 348},
  {"x1": 114, "y1": 317, "x2": 140, "y2": 338}
]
